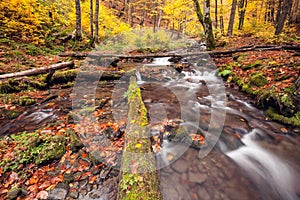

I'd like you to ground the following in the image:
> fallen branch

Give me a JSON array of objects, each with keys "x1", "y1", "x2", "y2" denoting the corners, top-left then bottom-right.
[
  {"x1": 58, "y1": 45, "x2": 300, "y2": 60},
  {"x1": 0, "y1": 61, "x2": 74, "y2": 80}
]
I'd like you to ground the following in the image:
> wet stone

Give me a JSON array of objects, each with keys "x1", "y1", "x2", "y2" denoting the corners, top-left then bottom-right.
[
  {"x1": 197, "y1": 188, "x2": 210, "y2": 200},
  {"x1": 188, "y1": 171, "x2": 207, "y2": 184},
  {"x1": 47, "y1": 188, "x2": 68, "y2": 200},
  {"x1": 63, "y1": 173, "x2": 74, "y2": 183},
  {"x1": 171, "y1": 159, "x2": 190, "y2": 173}
]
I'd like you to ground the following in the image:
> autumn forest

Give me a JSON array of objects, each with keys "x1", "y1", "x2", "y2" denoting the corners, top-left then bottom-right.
[{"x1": 0, "y1": 0, "x2": 300, "y2": 199}]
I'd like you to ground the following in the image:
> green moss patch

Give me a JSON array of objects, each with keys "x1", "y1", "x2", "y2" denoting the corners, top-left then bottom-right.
[
  {"x1": 51, "y1": 69, "x2": 77, "y2": 84},
  {"x1": 249, "y1": 72, "x2": 268, "y2": 87},
  {"x1": 266, "y1": 107, "x2": 300, "y2": 128},
  {"x1": 0, "y1": 131, "x2": 67, "y2": 172}
]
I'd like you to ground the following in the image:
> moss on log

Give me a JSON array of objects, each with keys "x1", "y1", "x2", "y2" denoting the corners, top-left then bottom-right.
[{"x1": 118, "y1": 77, "x2": 162, "y2": 200}]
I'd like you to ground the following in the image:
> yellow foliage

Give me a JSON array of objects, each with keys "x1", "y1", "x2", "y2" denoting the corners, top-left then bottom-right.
[{"x1": 0, "y1": 0, "x2": 129, "y2": 44}]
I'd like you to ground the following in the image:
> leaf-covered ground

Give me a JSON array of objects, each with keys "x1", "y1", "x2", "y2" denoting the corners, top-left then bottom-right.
[{"x1": 214, "y1": 37, "x2": 300, "y2": 127}]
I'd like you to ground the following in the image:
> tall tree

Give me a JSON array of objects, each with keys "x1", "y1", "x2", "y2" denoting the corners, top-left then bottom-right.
[
  {"x1": 220, "y1": 0, "x2": 225, "y2": 34},
  {"x1": 275, "y1": 0, "x2": 292, "y2": 34},
  {"x1": 193, "y1": 0, "x2": 216, "y2": 50},
  {"x1": 95, "y1": 0, "x2": 100, "y2": 42},
  {"x1": 215, "y1": 0, "x2": 218, "y2": 28},
  {"x1": 75, "y1": 0, "x2": 82, "y2": 39},
  {"x1": 238, "y1": 0, "x2": 247, "y2": 30},
  {"x1": 289, "y1": 0, "x2": 299, "y2": 23},
  {"x1": 227, "y1": 0, "x2": 237, "y2": 36},
  {"x1": 90, "y1": 0, "x2": 94, "y2": 39}
]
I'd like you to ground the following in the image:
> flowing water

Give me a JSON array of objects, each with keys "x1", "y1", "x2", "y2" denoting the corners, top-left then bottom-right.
[{"x1": 136, "y1": 52, "x2": 300, "y2": 200}]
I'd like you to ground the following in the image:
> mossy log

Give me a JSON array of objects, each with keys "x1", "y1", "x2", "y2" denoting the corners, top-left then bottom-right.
[{"x1": 117, "y1": 77, "x2": 162, "y2": 200}]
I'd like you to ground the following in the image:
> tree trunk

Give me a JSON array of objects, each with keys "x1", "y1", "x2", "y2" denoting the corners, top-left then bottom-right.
[
  {"x1": 275, "y1": 0, "x2": 283, "y2": 25},
  {"x1": 117, "y1": 77, "x2": 162, "y2": 200},
  {"x1": 290, "y1": 0, "x2": 299, "y2": 23},
  {"x1": 157, "y1": 0, "x2": 164, "y2": 29},
  {"x1": 238, "y1": 0, "x2": 247, "y2": 30},
  {"x1": 215, "y1": 0, "x2": 218, "y2": 28},
  {"x1": 193, "y1": 0, "x2": 204, "y2": 27},
  {"x1": 95, "y1": 0, "x2": 100, "y2": 43},
  {"x1": 131, "y1": 4, "x2": 135, "y2": 27},
  {"x1": 220, "y1": 0, "x2": 225, "y2": 34},
  {"x1": 227, "y1": 0, "x2": 237, "y2": 36},
  {"x1": 90, "y1": 0, "x2": 94, "y2": 39},
  {"x1": 275, "y1": 0, "x2": 292, "y2": 34},
  {"x1": 75, "y1": 0, "x2": 82, "y2": 40},
  {"x1": 204, "y1": 0, "x2": 216, "y2": 50}
]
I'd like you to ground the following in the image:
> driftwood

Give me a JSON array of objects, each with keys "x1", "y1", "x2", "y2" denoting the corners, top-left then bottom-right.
[
  {"x1": 58, "y1": 45, "x2": 300, "y2": 60},
  {"x1": 0, "y1": 61, "x2": 74, "y2": 80},
  {"x1": 118, "y1": 77, "x2": 162, "y2": 200}
]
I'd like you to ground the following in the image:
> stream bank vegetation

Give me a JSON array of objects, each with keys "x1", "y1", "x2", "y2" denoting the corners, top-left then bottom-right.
[{"x1": 216, "y1": 47, "x2": 300, "y2": 128}]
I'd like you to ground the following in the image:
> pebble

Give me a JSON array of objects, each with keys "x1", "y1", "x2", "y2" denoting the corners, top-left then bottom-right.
[
  {"x1": 47, "y1": 188, "x2": 68, "y2": 200},
  {"x1": 68, "y1": 191, "x2": 79, "y2": 199}
]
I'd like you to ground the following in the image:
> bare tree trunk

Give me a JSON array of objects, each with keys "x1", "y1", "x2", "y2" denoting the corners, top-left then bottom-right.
[
  {"x1": 75, "y1": 0, "x2": 82, "y2": 40},
  {"x1": 275, "y1": 0, "x2": 292, "y2": 34},
  {"x1": 95, "y1": 0, "x2": 100, "y2": 43},
  {"x1": 227, "y1": 0, "x2": 238, "y2": 36},
  {"x1": 215, "y1": 0, "x2": 218, "y2": 28},
  {"x1": 90, "y1": 0, "x2": 94, "y2": 39}
]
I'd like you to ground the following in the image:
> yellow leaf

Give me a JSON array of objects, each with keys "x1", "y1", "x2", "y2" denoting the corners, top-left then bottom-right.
[
  {"x1": 135, "y1": 143, "x2": 142, "y2": 148},
  {"x1": 138, "y1": 176, "x2": 143, "y2": 182}
]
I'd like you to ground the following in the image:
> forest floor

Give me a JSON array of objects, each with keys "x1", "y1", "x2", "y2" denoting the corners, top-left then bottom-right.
[{"x1": 0, "y1": 35, "x2": 299, "y2": 199}]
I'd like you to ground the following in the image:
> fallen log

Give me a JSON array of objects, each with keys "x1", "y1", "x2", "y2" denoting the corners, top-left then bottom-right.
[
  {"x1": 0, "y1": 61, "x2": 74, "y2": 80},
  {"x1": 117, "y1": 77, "x2": 162, "y2": 200},
  {"x1": 58, "y1": 45, "x2": 300, "y2": 60}
]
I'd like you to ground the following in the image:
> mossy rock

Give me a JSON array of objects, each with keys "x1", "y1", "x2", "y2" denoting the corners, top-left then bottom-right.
[
  {"x1": 35, "y1": 135, "x2": 66, "y2": 165},
  {"x1": 249, "y1": 72, "x2": 268, "y2": 87},
  {"x1": 0, "y1": 82, "x2": 21, "y2": 94},
  {"x1": 233, "y1": 53, "x2": 247, "y2": 62},
  {"x1": 7, "y1": 187, "x2": 22, "y2": 200},
  {"x1": 0, "y1": 109, "x2": 22, "y2": 119},
  {"x1": 167, "y1": 126, "x2": 192, "y2": 144},
  {"x1": 17, "y1": 96, "x2": 36, "y2": 106},
  {"x1": 241, "y1": 61, "x2": 261, "y2": 70},
  {"x1": 68, "y1": 130, "x2": 83, "y2": 152}
]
